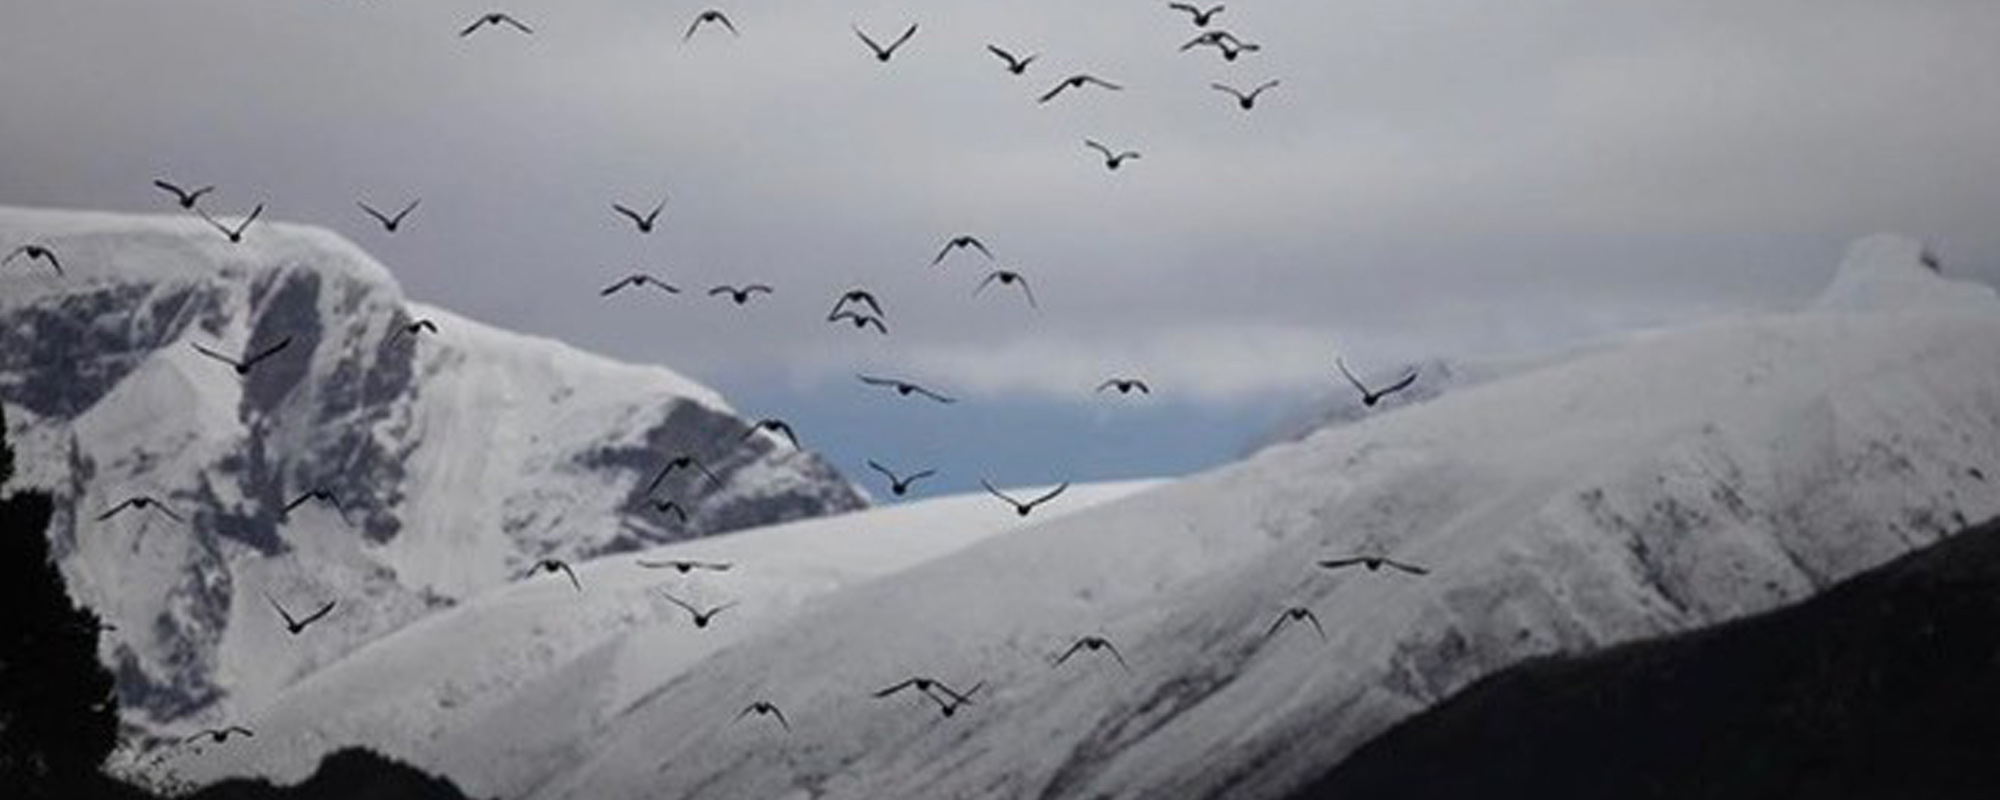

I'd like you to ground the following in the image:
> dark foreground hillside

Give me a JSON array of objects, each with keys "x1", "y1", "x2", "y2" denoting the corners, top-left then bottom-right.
[{"x1": 1290, "y1": 517, "x2": 2000, "y2": 800}]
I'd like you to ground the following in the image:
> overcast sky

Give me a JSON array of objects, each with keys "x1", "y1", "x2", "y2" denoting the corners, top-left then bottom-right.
[{"x1": 4, "y1": 0, "x2": 1997, "y2": 490}]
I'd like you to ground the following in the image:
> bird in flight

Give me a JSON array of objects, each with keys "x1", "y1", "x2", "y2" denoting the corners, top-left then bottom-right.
[
  {"x1": 1265, "y1": 606, "x2": 1326, "y2": 641},
  {"x1": 196, "y1": 203, "x2": 262, "y2": 244},
  {"x1": 357, "y1": 199, "x2": 420, "y2": 233},
  {"x1": 646, "y1": 499, "x2": 690, "y2": 523},
  {"x1": 647, "y1": 453, "x2": 724, "y2": 494},
  {"x1": 981, "y1": 480, "x2": 1069, "y2": 517},
  {"x1": 183, "y1": 727, "x2": 254, "y2": 746},
  {"x1": 461, "y1": 12, "x2": 533, "y2": 38},
  {"x1": 685, "y1": 9, "x2": 738, "y2": 40},
  {"x1": 1084, "y1": 140, "x2": 1141, "y2": 171},
  {"x1": 1052, "y1": 635, "x2": 1131, "y2": 673},
  {"x1": 265, "y1": 592, "x2": 337, "y2": 636},
  {"x1": 389, "y1": 318, "x2": 439, "y2": 345},
  {"x1": 857, "y1": 374, "x2": 955, "y2": 403},
  {"x1": 827, "y1": 288, "x2": 885, "y2": 320},
  {"x1": 830, "y1": 310, "x2": 889, "y2": 334},
  {"x1": 1168, "y1": 2, "x2": 1226, "y2": 26},
  {"x1": 708, "y1": 284, "x2": 773, "y2": 305},
  {"x1": 1096, "y1": 378, "x2": 1151, "y2": 395},
  {"x1": 281, "y1": 488, "x2": 350, "y2": 526},
  {"x1": 601, "y1": 273, "x2": 681, "y2": 297},
  {"x1": 192, "y1": 336, "x2": 292, "y2": 376},
  {"x1": 1336, "y1": 358, "x2": 1420, "y2": 407},
  {"x1": 97, "y1": 495, "x2": 184, "y2": 523},
  {"x1": 742, "y1": 418, "x2": 800, "y2": 449},
  {"x1": 866, "y1": 460, "x2": 936, "y2": 497},
  {"x1": 637, "y1": 558, "x2": 731, "y2": 574},
  {"x1": 736, "y1": 701, "x2": 790, "y2": 731},
  {"x1": 525, "y1": 558, "x2": 581, "y2": 591},
  {"x1": 1181, "y1": 30, "x2": 1260, "y2": 61},
  {"x1": 1039, "y1": 74, "x2": 1122, "y2": 104},
  {"x1": 659, "y1": 590, "x2": 737, "y2": 628},
  {"x1": 934, "y1": 235, "x2": 994, "y2": 266},
  {"x1": 1212, "y1": 80, "x2": 1280, "y2": 110},
  {"x1": 974, "y1": 269, "x2": 1038, "y2": 309},
  {"x1": 3, "y1": 244, "x2": 62, "y2": 276},
  {"x1": 612, "y1": 196, "x2": 667, "y2": 234},
  {"x1": 874, "y1": 676, "x2": 981, "y2": 716},
  {"x1": 986, "y1": 45, "x2": 1036, "y2": 75},
  {"x1": 1317, "y1": 556, "x2": 1430, "y2": 576},
  {"x1": 854, "y1": 23, "x2": 918, "y2": 62},
  {"x1": 152, "y1": 179, "x2": 214, "y2": 209}
]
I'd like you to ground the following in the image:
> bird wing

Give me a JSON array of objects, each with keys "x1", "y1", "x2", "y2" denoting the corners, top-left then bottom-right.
[
  {"x1": 1386, "y1": 559, "x2": 1430, "y2": 575},
  {"x1": 357, "y1": 201, "x2": 390, "y2": 226},
  {"x1": 1038, "y1": 82, "x2": 1069, "y2": 103},
  {"x1": 612, "y1": 204, "x2": 645, "y2": 226},
  {"x1": 769, "y1": 421, "x2": 799, "y2": 447},
  {"x1": 911, "y1": 384, "x2": 952, "y2": 402},
  {"x1": 96, "y1": 499, "x2": 137, "y2": 521},
  {"x1": 243, "y1": 336, "x2": 292, "y2": 367},
  {"x1": 233, "y1": 204, "x2": 264, "y2": 235},
  {"x1": 1028, "y1": 482, "x2": 1070, "y2": 507},
  {"x1": 190, "y1": 342, "x2": 240, "y2": 367},
  {"x1": 556, "y1": 562, "x2": 581, "y2": 591},
  {"x1": 853, "y1": 293, "x2": 883, "y2": 316},
  {"x1": 867, "y1": 460, "x2": 898, "y2": 483},
  {"x1": 1264, "y1": 613, "x2": 1291, "y2": 639},
  {"x1": 282, "y1": 492, "x2": 313, "y2": 514},
  {"x1": 863, "y1": 316, "x2": 889, "y2": 334},
  {"x1": 1211, "y1": 83, "x2": 1245, "y2": 99},
  {"x1": 645, "y1": 276, "x2": 681, "y2": 294},
  {"x1": 769, "y1": 705, "x2": 789, "y2": 730},
  {"x1": 1084, "y1": 139, "x2": 1113, "y2": 158},
  {"x1": 1081, "y1": 75, "x2": 1122, "y2": 90},
  {"x1": 298, "y1": 600, "x2": 337, "y2": 627},
  {"x1": 857, "y1": 374, "x2": 897, "y2": 388},
  {"x1": 658, "y1": 590, "x2": 701, "y2": 618},
  {"x1": 228, "y1": 726, "x2": 254, "y2": 737},
  {"x1": 707, "y1": 285, "x2": 734, "y2": 297},
  {"x1": 600, "y1": 276, "x2": 635, "y2": 296},
  {"x1": 459, "y1": 18, "x2": 486, "y2": 37},
  {"x1": 151, "y1": 502, "x2": 186, "y2": 522},
  {"x1": 744, "y1": 284, "x2": 773, "y2": 294},
  {"x1": 966, "y1": 238, "x2": 994, "y2": 259},
  {"x1": 873, "y1": 678, "x2": 918, "y2": 697},
  {"x1": 1168, "y1": 2, "x2": 1199, "y2": 14},
  {"x1": 393, "y1": 199, "x2": 421, "y2": 223},
  {"x1": 707, "y1": 601, "x2": 741, "y2": 619},
  {"x1": 1252, "y1": 79, "x2": 1281, "y2": 97},
  {"x1": 1131, "y1": 380, "x2": 1151, "y2": 393},
  {"x1": 1052, "y1": 639, "x2": 1088, "y2": 665},
  {"x1": 887, "y1": 23, "x2": 918, "y2": 52},
  {"x1": 1015, "y1": 274, "x2": 1039, "y2": 309},
  {"x1": 905, "y1": 469, "x2": 936, "y2": 483},
  {"x1": 852, "y1": 26, "x2": 885, "y2": 55},
  {"x1": 684, "y1": 16, "x2": 705, "y2": 40},
  {"x1": 986, "y1": 45, "x2": 1016, "y2": 65},
  {"x1": 980, "y1": 479, "x2": 1020, "y2": 507},
  {"x1": 1334, "y1": 358, "x2": 1371, "y2": 394},
  {"x1": 974, "y1": 272, "x2": 1001, "y2": 296},
  {"x1": 1103, "y1": 641, "x2": 1133, "y2": 672},
  {"x1": 1305, "y1": 610, "x2": 1327, "y2": 640},
  {"x1": 1317, "y1": 557, "x2": 1366, "y2": 570},
  {"x1": 264, "y1": 593, "x2": 298, "y2": 628},
  {"x1": 1378, "y1": 369, "x2": 1421, "y2": 397},
  {"x1": 716, "y1": 14, "x2": 739, "y2": 35},
  {"x1": 500, "y1": 15, "x2": 532, "y2": 34},
  {"x1": 659, "y1": 502, "x2": 688, "y2": 522}
]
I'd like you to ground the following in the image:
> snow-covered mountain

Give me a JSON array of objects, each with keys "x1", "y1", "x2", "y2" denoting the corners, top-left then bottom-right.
[
  {"x1": 0, "y1": 206, "x2": 866, "y2": 729},
  {"x1": 144, "y1": 233, "x2": 2000, "y2": 800}
]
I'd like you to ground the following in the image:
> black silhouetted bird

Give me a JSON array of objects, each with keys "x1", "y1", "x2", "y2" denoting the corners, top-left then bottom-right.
[
  {"x1": 1265, "y1": 606, "x2": 1326, "y2": 641},
  {"x1": 357, "y1": 199, "x2": 420, "y2": 233},
  {"x1": 1317, "y1": 556, "x2": 1430, "y2": 576},
  {"x1": 601, "y1": 273, "x2": 681, "y2": 297},
  {"x1": 659, "y1": 591, "x2": 737, "y2": 628},
  {"x1": 265, "y1": 592, "x2": 336, "y2": 636},
  {"x1": 192, "y1": 336, "x2": 291, "y2": 376},
  {"x1": 742, "y1": 418, "x2": 799, "y2": 448},
  {"x1": 1096, "y1": 378, "x2": 1150, "y2": 395},
  {"x1": 525, "y1": 559, "x2": 581, "y2": 591},
  {"x1": 874, "y1": 677, "x2": 980, "y2": 714},
  {"x1": 708, "y1": 284, "x2": 773, "y2": 305},
  {"x1": 685, "y1": 9, "x2": 738, "y2": 40},
  {"x1": 612, "y1": 197, "x2": 667, "y2": 233},
  {"x1": 986, "y1": 45, "x2": 1036, "y2": 75},
  {"x1": 1181, "y1": 30, "x2": 1260, "y2": 60},
  {"x1": 3, "y1": 244, "x2": 62, "y2": 276},
  {"x1": 830, "y1": 310, "x2": 889, "y2": 334},
  {"x1": 282, "y1": 488, "x2": 350, "y2": 525},
  {"x1": 934, "y1": 235, "x2": 994, "y2": 266},
  {"x1": 1039, "y1": 74, "x2": 1122, "y2": 104},
  {"x1": 924, "y1": 680, "x2": 984, "y2": 717},
  {"x1": 637, "y1": 558, "x2": 732, "y2": 573},
  {"x1": 97, "y1": 495, "x2": 184, "y2": 523},
  {"x1": 866, "y1": 460, "x2": 935, "y2": 496},
  {"x1": 1212, "y1": 80, "x2": 1280, "y2": 109},
  {"x1": 647, "y1": 453, "x2": 724, "y2": 494},
  {"x1": 196, "y1": 203, "x2": 262, "y2": 243},
  {"x1": 461, "y1": 12, "x2": 532, "y2": 37},
  {"x1": 858, "y1": 374, "x2": 955, "y2": 403},
  {"x1": 1085, "y1": 140, "x2": 1141, "y2": 170},
  {"x1": 975, "y1": 269, "x2": 1038, "y2": 309},
  {"x1": 1336, "y1": 358, "x2": 1420, "y2": 407},
  {"x1": 183, "y1": 727, "x2": 253, "y2": 746},
  {"x1": 854, "y1": 23, "x2": 918, "y2": 62},
  {"x1": 389, "y1": 318, "x2": 439, "y2": 345},
  {"x1": 646, "y1": 499, "x2": 690, "y2": 523},
  {"x1": 736, "y1": 701, "x2": 790, "y2": 730},
  {"x1": 1168, "y1": 2, "x2": 1226, "y2": 26},
  {"x1": 1052, "y1": 635, "x2": 1131, "y2": 672},
  {"x1": 981, "y1": 480, "x2": 1069, "y2": 517},
  {"x1": 828, "y1": 288, "x2": 885, "y2": 320},
  {"x1": 152, "y1": 179, "x2": 214, "y2": 209}
]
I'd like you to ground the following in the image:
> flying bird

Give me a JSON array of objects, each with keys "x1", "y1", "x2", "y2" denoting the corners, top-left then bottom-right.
[
  {"x1": 1212, "y1": 80, "x2": 1280, "y2": 110},
  {"x1": 152, "y1": 179, "x2": 214, "y2": 209},
  {"x1": 1084, "y1": 140, "x2": 1141, "y2": 171},
  {"x1": 736, "y1": 701, "x2": 790, "y2": 730},
  {"x1": 601, "y1": 273, "x2": 681, "y2": 297},
  {"x1": 974, "y1": 269, "x2": 1038, "y2": 309},
  {"x1": 191, "y1": 336, "x2": 292, "y2": 376},
  {"x1": 389, "y1": 318, "x2": 438, "y2": 345},
  {"x1": 981, "y1": 480, "x2": 1069, "y2": 517},
  {"x1": 857, "y1": 374, "x2": 955, "y2": 403},
  {"x1": 647, "y1": 453, "x2": 724, "y2": 494},
  {"x1": 1316, "y1": 556, "x2": 1430, "y2": 576},
  {"x1": 1168, "y1": 2, "x2": 1226, "y2": 26},
  {"x1": 525, "y1": 558, "x2": 581, "y2": 591},
  {"x1": 1039, "y1": 74, "x2": 1123, "y2": 104},
  {"x1": 612, "y1": 197, "x2": 667, "y2": 233},
  {"x1": 3, "y1": 244, "x2": 62, "y2": 275},
  {"x1": 874, "y1": 676, "x2": 980, "y2": 712},
  {"x1": 933, "y1": 235, "x2": 994, "y2": 266},
  {"x1": 357, "y1": 199, "x2": 420, "y2": 233},
  {"x1": 265, "y1": 592, "x2": 336, "y2": 636},
  {"x1": 1096, "y1": 378, "x2": 1150, "y2": 395},
  {"x1": 742, "y1": 418, "x2": 799, "y2": 449},
  {"x1": 183, "y1": 727, "x2": 253, "y2": 746},
  {"x1": 827, "y1": 288, "x2": 885, "y2": 320},
  {"x1": 923, "y1": 680, "x2": 984, "y2": 717},
  {"x1": 96, "y1": 495, "x2": 184, "y2": 523},
  {"x1": 685, "y1": 9, "x2": 738, "y2": 40},
  {"x1": 281, "y1": 488, "x2": 350, "y2": 526},
  {"x1": 1052, "y1": 635, "x2": 1131, "y2": 673},
  {"x1": 708, "y1": 284, "x2": 773, "y2": 305},
  {"x1": 196, "y1": 203, "x2": 262, "y2": 244},
  {"x1": 637, "y1": 558, "x2": 732, "y2": 574},
  {"x1": 658, "y1": 590, "x2": 737, "y2": 628},
  {"x1": 1336, "y1": 357, "x2": 1420, "y2": 407},
  {"x1": 1265, "y1": 606, "x2": 1326, "y2": 641},
  {"x1": 829, "y1": 310, "x2": 889, "y2": 334},
  {"x1": 461, "y1": 12, "x2": 532, "y2": 37},
  {"x1": 866, "y1": 460, "x2": 936, "y2": 497},
  {"x1": 1181, "y1": 30, "x2": 1260, "y2": 60},
  {"x1": 646, "y1": 499, "x2": 690, "y2": 523},
  {"x1": 854, "y1": 23, "x2": 918, "y2": 62},
  {"x1": 986, "y1": 45, "x2": 1036, "y2": 75}
]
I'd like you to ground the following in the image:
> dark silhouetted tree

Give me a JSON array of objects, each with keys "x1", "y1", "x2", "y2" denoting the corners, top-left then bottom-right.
[{"x1": 0, "y1": 402, "x2": 122, "y2": 798}]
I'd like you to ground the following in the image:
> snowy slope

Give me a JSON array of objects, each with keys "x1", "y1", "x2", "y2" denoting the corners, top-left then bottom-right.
[
  {"x1": 162, "y1": 481, "x2": 1158, "y2": 797},
  {"x1": 488, "y1": 235, "x2": 2000, "y2": 800},
  {"x1": 0, "y1": 206, "x2": 867, "y2": 731}
]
